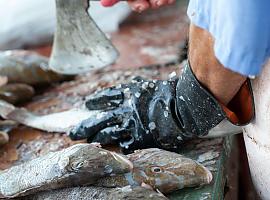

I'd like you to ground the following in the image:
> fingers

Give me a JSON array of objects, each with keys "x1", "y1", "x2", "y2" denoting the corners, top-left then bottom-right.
[
  {"x1": 90, "y1": 126, "x2": 128, "y2": 145},
  {"x1": 128, "y1": 0, "x2": 175, "y2": 12},
  {"x1": 148, "y1": 0, "x2": 167, "y2": 8},
  {"x1": 90, "y1": 116, "x2": 135, "y2": 145},
  {"x1": 128, "y1": 0, "x2": 150, "y2": 12},
  {"x1": 100, "y1": 0, "x2": 175, "y2": 10},
  {"x1": 69, "y1": 111, "x2": 122, "y2": 140},
  {"x1": 100, "y1": 0, "x2": 119, "y2": 7},
  {"x1": 85, "y1": 88, "x2": 123, "y2": 110}
]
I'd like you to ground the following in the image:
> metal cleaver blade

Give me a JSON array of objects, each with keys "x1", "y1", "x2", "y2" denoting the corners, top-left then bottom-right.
[{"x1": 49, "y1": 0, "x2": 119, "y2": 75}]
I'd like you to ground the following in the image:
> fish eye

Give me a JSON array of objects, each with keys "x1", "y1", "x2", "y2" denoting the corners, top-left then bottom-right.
[{"x1": 151, "y1": 167, "x2": 162, "y2": 173}]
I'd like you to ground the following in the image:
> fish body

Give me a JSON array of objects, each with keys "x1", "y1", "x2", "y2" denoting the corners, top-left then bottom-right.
[
  {"x1": 0, "y1": 50, "x2": 68, "y2": 86},
  {"x1": 0, "y1": 120, "x2": 17, "y2": 146},
  {"x1": 0, "y1": 99, "x2": 100, "y2": 132},
  {"x1": 98, "y1": 148, "x2": 212, "y2": 194},
  {"x1": 0, "y1": 144, "x2": 132, "y2": 199},
  {"x1": 0, "y1": 147, "x2": 211, "y2": 199},
  {"x1": 22, "y1": 186, "x2": 168, "y2": 200},
  {"x1": 0, "y1": 84, "x2": 35, "y2": 105}
]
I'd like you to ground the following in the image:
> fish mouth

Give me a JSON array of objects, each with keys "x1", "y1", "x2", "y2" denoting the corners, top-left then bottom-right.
[
  {"x1": 194, "y1": 163, "x2": 213, "y2": 184},
  {"x1": 202, "y1": 165, "x2": 213, "y2": 184},
  {"x1": 111, "y1": 152, "x2": 134, "y2": 171}
]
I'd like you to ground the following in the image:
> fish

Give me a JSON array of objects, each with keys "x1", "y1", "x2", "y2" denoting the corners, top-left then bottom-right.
[
  {"x1": 0, "y1": 148, "x2": 212, "y2": 198},
  {"x1": 22, "y1": 186, "x2": 168, "y2": 200},
  {"x1": 97, "y1": 148, "x2": 212, "y2": 194},
  {"x1": 0, "y1": 84, "x2": 35, "y2": 105},
  {"x1": 0, "y1": 99, "x2": 104, "y2": 132},
  {"x1": 0, "y1": 120, "x2": 18, "y2": 146},
  {"x1": 0, "y1": 50, "x2": 69, "y2": 86},
  {"x1": 0, "y1": 143, "x2": 133, "y2": 199}
]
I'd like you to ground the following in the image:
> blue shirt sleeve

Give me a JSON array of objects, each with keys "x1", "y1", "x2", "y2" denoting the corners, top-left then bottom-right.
[{"x1": 187, "y1": 0, "x2": 270, "y2": 76}]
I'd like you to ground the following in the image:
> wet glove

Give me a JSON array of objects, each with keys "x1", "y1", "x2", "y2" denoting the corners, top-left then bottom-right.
[{"x1": 69, "y1": 62, "x2": 254, "y2": 151}]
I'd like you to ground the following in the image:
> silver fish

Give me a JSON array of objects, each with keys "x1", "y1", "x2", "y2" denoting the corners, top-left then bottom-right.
[
  {"x1": 22, "y1": 186, "x2": 168, "y2": 200},
  {"x1": 0, "y1": 144, "x2": 133, "y2": 199},
  {"x1": 0, "y1": 99, "x2": 100, "y2": 132},
  {"x1": 0, "y1": 50, "x2": 69, "y2": 86}
]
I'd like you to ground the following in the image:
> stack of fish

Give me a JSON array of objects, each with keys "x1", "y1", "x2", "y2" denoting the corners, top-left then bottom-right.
[
  {"x1": 0, "y1": 50, "x2": 69, "y2": 146},
  {"x1": 0, "y1": 144, "x2": 212, "y2": 199}
]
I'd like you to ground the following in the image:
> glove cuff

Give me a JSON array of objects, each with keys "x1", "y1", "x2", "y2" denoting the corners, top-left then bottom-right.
[{"x1": 175, "y1": 62, "x2": 254, "y2": 137}]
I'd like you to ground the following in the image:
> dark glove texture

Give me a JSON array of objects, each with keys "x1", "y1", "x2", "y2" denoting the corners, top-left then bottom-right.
[
  {"x1": 69, "y1": 75, "x2": 184, "y2": 151},
  {"x1": 69, "y1": 63, "x2": 228, "y2": 152}
]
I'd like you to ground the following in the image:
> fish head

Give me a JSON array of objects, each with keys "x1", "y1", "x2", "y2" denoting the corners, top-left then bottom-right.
[
  {"x1": 129, "y1": 148, "x2": 212, "y2": 193},
  {"x1": 64, "y1": 144, "x2": 133, "y2": 176}
]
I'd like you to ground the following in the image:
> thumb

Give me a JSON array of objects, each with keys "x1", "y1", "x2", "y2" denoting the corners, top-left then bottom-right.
[{"x1": 101, "y1": 0, "x2": 119, "y2": 7}]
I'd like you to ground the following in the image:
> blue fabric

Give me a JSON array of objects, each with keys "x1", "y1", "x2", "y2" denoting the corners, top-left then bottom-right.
[{"x1": 187, "y1": 0, "x2": 270, "y2": 76}]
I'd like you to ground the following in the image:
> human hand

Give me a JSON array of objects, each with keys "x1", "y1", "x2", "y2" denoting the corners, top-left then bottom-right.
[
  {"x1": 69, "y1": 76, "x2": 183, "y2": 152},
  {"x1": 68, "y1": 62, "x2": 247, "y2": 153},
  {"x1": 101, "y1": 0, "x2": 176, "y2": 13}
]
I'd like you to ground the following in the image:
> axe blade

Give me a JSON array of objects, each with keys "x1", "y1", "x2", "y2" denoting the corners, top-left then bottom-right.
[{"x1": 49, "y1": 0, "x2": 119, "y2": 75}]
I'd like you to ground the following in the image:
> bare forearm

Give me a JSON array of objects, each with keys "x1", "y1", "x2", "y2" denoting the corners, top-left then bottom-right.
[{"x1": 188, "y1": 24, "x2": 247, "y2": 105}]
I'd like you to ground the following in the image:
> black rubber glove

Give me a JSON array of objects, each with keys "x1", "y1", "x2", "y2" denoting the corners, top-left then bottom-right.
[
  {"x1": 69, "y1": 63, "x2": 254, "y2": 151},
  {"x1": 69, "y1": 74, "x2": 182, "y2": 151}
]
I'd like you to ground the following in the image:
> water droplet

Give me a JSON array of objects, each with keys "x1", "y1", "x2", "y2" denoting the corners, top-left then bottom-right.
[
  {"x1": 164, "y1": 111, "x2": 169, "y2": 117},
  {"x1": 123, "y1": 88, "x2": 130, "y2": 94},
  {"x1": 142, "y1": 82, "x2": 149, "y2": 90},
  {"x1": 163, "y1": 81, "x2": 168, "y2": 85},
  {"x1": 149, "y1": 82, "x2": 155, "y2": 88},
  {"x1": 177, "y1": 136, "x2": 183, "y2": 141},
  {"x1": 128, "y1": 99, "x2": 133, "y2": 106},
  {"x1": 120, "y1": 137, "x2": 135, "y2": 149},
  {"x1": 168, "y1": 71, "x2": 177, "y2": 79},
  {"x1": 155, "y1": 86, "x2": 159, "y2": 91},
  {"x1": 179, "y1": 96, "x2": 185, "y2": 101},
  {"x1": 135, "y1": 92, "x2": 141, "y2": 98},
  {"x1": 148, "y1": 122, "x2": 156, "y2": 130},
  {"x1": 116, "y1": 84, "x2": 122, "y2": 89},
  {"x1": 124, "y1": 88, "x2": 131, "y2": 98}
]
